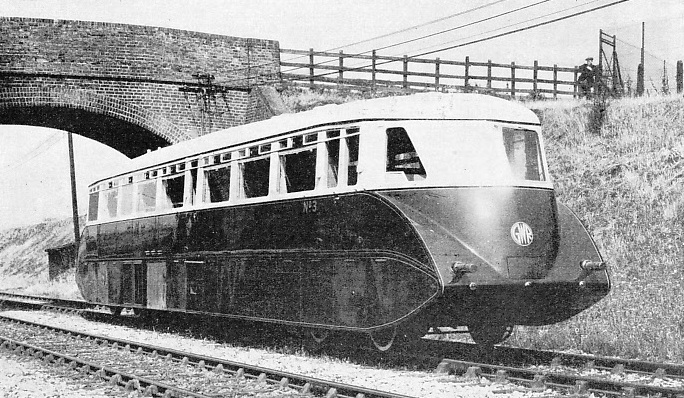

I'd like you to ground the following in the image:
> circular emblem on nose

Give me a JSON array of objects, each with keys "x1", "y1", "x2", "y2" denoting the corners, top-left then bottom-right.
[{"x1": 510, "y1": 222, "x2": 533, "y2": 246}]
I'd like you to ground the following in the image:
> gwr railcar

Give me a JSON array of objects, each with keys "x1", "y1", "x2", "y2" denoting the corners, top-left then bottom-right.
[{"x1": 76, "y1": 93, "x2": 610, "y2": 351}]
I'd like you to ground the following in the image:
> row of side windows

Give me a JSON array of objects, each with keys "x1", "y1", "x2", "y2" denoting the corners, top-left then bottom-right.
[{"x1": 88, "y1": 128, "x2": 362, "y2": 222}]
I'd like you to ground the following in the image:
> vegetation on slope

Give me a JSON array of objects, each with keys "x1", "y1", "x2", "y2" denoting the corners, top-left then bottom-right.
[
  {"x1": 0, "y1": 217, "x2": 81, "y2": 298},
  {"x1": 510, "y1": 95, "x2": 684, "y2": 361}
]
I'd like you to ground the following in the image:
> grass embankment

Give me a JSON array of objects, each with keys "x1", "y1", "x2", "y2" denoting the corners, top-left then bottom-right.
[
  {"x1": 509, "y1": 95, "x2": 684, "y2": 362},
  {"x1": 0, "y1": 218, "x2": 81, "y2": 298}
]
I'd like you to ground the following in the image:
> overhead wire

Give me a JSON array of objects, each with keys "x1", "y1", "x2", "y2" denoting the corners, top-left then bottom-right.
[
  {"x1": 283, "y1": 0, "x2": 554, "y2": 74},
  {"x1": 390, "y1": 0, "x2": 604, "y2": 58},
  {"x1": 219, "y1": 0, "x2": 514, "y2": 83},
  {"x1": 268, "y1": 0, "x2": 629, "y2": 86},
  {"x1": 218, "y1": 0, "x2": 628, "y2": 88},
  {"x1": 283, "y1": 0, "x2": 511, "y2": 61},
  {"x1": 0, "y1": 132, "x2": 64, "y2": 172}
]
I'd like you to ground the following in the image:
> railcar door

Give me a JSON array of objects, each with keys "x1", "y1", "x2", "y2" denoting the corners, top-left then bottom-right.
[
  {"x1": 134, "y1": 261, "x2": 147, "y2": 306},
  {"x1": 166, "y1": 260, "x2": 187, "y2": 310},
  {"x1": 107, "y1": 261, "x2": 122, "y2": 305},
  {"x1": 146, "y1": 261, "x2": 167, "y2": 310},
  {"x1": 121, "y1": 261, "x2": 134, "y2": 305},
  {"x1": 186, "y1": 260, "x2": 220, "y2": 313}
]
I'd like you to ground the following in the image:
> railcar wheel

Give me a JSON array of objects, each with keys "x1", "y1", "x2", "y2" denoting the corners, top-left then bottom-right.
[
  {"x1": 468, "y1": 323, "x2": 514, "y2": 346},
  {"x1": 310, "y1": 329, "x2": 330, "y2": 344},
  {"x1": 369, "y1": 327, "x2": 397, "y2": 352}
]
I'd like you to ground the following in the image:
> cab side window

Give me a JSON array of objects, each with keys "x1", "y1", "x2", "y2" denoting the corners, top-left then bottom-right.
[
  {"x1": 386, "y1": 127, "x2": 426, "y2": 177},
  {"x1": 502, "y1": 128, "x2": 545, "y2": 181}
]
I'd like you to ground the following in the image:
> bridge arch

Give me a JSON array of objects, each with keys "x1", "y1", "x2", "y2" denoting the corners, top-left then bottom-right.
[
  {"x1": 0, "y1": 17, "x2": 283, "y2": 157},
  {"x1": 0, "y1": 87, "x2": 184, "y2": 157}
]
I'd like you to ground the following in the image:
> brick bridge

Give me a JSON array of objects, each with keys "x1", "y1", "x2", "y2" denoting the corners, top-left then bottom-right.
[{"x1": 0, "y1": 17, "x2": 284, "y2": 157}]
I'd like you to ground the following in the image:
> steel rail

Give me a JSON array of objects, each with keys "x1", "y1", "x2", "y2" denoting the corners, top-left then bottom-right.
[
  {"x1": 0, "y1": 314, "x2": 415, "y2": 398},
  {"x1": 435, "y1": 358, "x2": 684, "y2": 398},
  {"x1": 0, "y1": 337, "x2": 211, "y2": 398},
  {"x1": 422, "y1": 338, "x2": 684, "y2": 379}
]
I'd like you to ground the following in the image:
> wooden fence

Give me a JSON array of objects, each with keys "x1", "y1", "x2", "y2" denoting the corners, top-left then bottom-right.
[{"x1": 280, "y1": 48, "x2": 581, "y2": 98}]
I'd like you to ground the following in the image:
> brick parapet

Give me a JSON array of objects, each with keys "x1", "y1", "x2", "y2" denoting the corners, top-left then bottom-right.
[{"x1": 0, "y1": 17, "x2": 280, "y2": 86}]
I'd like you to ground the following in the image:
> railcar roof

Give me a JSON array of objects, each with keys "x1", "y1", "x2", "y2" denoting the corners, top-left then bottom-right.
[{"x1": 104, "y1": 93, "x2": 540, "y2": 182}]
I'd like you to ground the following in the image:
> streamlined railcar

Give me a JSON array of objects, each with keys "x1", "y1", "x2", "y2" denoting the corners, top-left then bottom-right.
[{"x1": 76, "y1": 93, "x2": 610, "y2": 351}]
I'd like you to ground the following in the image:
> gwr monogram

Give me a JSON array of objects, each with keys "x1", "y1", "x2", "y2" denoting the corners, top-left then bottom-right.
[{"x1": 510, "y1": 222, "x2": 533, "y2": 246}]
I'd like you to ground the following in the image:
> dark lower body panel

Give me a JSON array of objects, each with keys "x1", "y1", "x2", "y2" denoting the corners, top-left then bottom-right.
[
  {"x1": 426, "y1": 280, "x2": 610, "y2": 327},
  {"x1": 77, "y1": 252, "x2": 441, "y2": 332}
]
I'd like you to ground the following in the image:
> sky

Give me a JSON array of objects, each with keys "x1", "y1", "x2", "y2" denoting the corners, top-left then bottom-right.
[{"x1": 0, "y1": 0, "x2": 683, "y2": 228}]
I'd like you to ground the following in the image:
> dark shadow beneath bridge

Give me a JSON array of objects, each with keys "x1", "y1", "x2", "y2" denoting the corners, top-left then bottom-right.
[{"x1": 0, "y1": 106, "x2": 170, "y2": 158}]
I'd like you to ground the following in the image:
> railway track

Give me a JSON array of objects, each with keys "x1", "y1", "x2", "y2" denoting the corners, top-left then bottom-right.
[
  {"x1": 414, "y1": 339, "x2": 684, "y2": 397},
  {"x1": 0, "y1": 313, "x2": 415, "y2": 398},
  {"x1": 3, "y1": 292, "x2": 684, "y2": 397}
]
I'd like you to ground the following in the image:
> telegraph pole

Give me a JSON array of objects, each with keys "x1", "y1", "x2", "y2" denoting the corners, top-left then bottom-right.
[
  {"x1": 637, "y1": 22, "x2": 645, "y2": 96},
  {"x1": 67, "y1": 132, "x2": 80, "y2": 248}
]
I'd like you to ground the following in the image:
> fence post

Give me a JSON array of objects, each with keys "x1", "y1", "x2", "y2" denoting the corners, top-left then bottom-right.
[
  {"x1": 487, "y1": 60, "x2": 492, "y2": 90},
  {"x1": 553, "y1": 64, "x2": 558, "y2": 99},
  {"x1": 677, "y1": 60, "x2": 683, "y2": 94},
  {"x1": 435, "y1": 57, "x2": 440, "y2": 91},
  {"x1": 371, "y1": 50, "x2": 377, "y2": 92},
  {"x1": 533, "y1": 60, "x2": 539, "y2": 95},
  {"x1": 338, "y1": 50, "x2": 344, "y2": 88},
  {"x1": 309, "y1": 48, "x2": 315, "y2": 89},
  {"x1": 403, "y1": 55, "x2": 409, "y2": 89},
  {"x1": 464, "y1": 56, "x2": 470, "y2": 91},
  {"x1": 573, "y1": 66, "x2": 578, "y2": 98},
  {"x1": 511, "y1": 62, "x2": 516, "y2": 97}
]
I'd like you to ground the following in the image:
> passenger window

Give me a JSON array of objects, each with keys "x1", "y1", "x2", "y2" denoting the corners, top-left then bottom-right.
[
  {"x1": 188, "y1": 169, "x2": 197, "y2": 205},
  {"x1": 279, "y1": 148, "x2": 317, "y2": 193},
  {"x1": 503, "y1": 128, "x2": 545, "y2": 181},
  {"x1": 241, "y1": 158, "x2": 270, "y2": 198},
  {"x1": 137, "y1": 181, "x2": 156, "y2": 213},
  {"x1": 346, "y1": 134, "x2": 359, "y2": 186},
  {"x1": 386, "y1": 127, "x2": 426, "y2": 177},
  {"x1": 326, "y1": 132, "x2": 340, "y2": 188},
  {"x1": 87, "y1": 192, "x2": 99, "y2": 221},
  {"x1": 102, "y1": 189, "x2": 118, "y2": 219},
  {"x1": 161, "y1": 175, "x2": 185, "y2": 209},
  {"x1": 120, "y1": 184, "x2": 134, "y2": 216},
  {"x1": 205, "y1": 166, "x2": 231, "y2": 202}
]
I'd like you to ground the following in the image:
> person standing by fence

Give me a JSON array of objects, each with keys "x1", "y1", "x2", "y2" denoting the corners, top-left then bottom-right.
[{"x1": 578, "y1": 56, "x2": 596, "y2": 98}]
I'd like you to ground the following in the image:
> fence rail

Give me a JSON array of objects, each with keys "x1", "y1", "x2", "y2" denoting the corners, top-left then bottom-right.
[{"x1": 280, "y1": 48, "x2": 580, "y2": 98}]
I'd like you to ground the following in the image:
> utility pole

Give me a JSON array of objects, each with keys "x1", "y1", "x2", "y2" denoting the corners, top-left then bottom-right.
[
  {"x1": 67, "y1": 132, "x2": 80, "y2": 248},
  {"x1": 637, "y1": 22, "x2": 645, "y2": 96},
  {"x1": 640, "y1": 22, "x2": 645, "y2": 72}
]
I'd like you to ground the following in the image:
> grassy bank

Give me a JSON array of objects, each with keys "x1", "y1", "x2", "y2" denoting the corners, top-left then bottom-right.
[
  {"x1": 509, "y1": 95, "x2": 684, "y2": 362},
  {"x1": 0, "y1": 218, "x2": 82, "y2": 298}
]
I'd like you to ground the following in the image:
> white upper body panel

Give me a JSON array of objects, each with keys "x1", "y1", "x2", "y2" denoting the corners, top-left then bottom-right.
[{"x1": 101, "y1": 92, "x2": 541, "y2": 182}]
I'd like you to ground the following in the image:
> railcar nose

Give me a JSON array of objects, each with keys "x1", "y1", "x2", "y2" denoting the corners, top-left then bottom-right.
[{"x1": 379, "y1": 187, "x2": 560, "y2": 282}]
